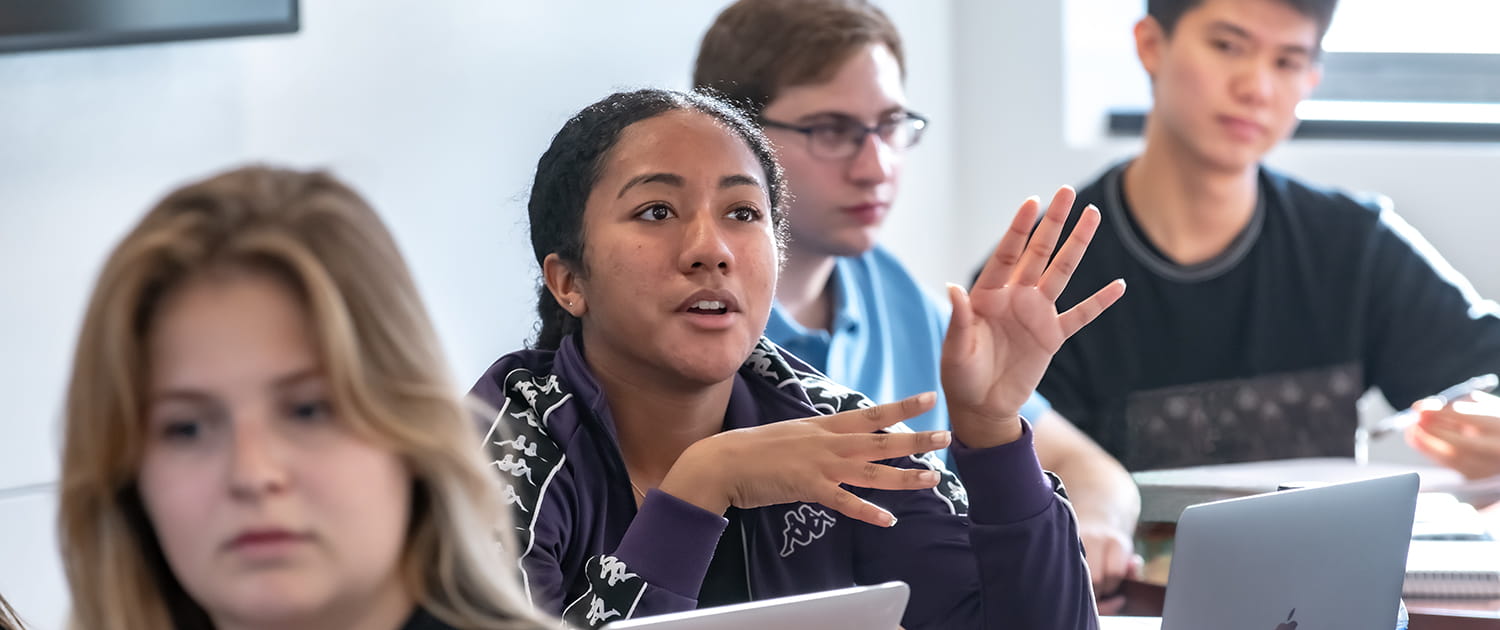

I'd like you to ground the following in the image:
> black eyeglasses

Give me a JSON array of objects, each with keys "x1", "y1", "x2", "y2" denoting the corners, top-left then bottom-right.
[{"x1": 759, "y1": 111, "x2": 929, "y2": 160}]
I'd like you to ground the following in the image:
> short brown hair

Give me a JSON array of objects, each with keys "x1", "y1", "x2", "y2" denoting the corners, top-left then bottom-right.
[{"x1": 694, "y1": 0, "x2": 904, "y2": 117}]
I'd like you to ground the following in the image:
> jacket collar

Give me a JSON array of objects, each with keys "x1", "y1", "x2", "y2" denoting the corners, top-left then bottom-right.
[{"x1": 550, "y1": 335, "x2": 830, "y2": 440}]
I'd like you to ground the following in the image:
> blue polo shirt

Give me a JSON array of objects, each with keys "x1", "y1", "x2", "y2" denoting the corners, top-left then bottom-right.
[{"x1": 765, "y1": 246, "x2": 1051, "y2": 439}]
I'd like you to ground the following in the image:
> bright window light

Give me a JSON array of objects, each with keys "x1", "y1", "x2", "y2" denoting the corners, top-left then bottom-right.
[
  {"x1": 1323, "y1": 0, "x2": 1500, "y2": 54},
  {"x1": 1297, "y1": 100, "x2": 1500, "y2": 124}
]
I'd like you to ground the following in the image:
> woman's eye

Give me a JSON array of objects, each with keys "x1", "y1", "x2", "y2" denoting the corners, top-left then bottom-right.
[
  {"x1": 287, "y1": 399, "x2": 333, "y2": 423},
  {"x1": 727, "y1": 206, "x2": 762, "y2": 222},
  {"x1": 636, "y1": 204, "x2": 674, "y2": 222},
  {"x1": 161, "y1": 419, "x2": 202, "y2": 442}
]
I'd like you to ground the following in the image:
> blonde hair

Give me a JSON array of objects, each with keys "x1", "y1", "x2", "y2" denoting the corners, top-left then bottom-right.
[
  {"x1": 0, "y1": 593, "x2": 26, "y2": 630},
  {"x1": 58, "y1": 166, "x2": 551, "y2": 630}
]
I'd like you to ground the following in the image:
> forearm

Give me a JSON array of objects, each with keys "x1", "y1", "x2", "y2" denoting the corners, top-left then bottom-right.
[
  {"x1": 1034, "y1": 410, "x2": 1140, "y2": 535},
  {"x1": 1056, "y1": 457, "x2": 1140, "y2": 535}
]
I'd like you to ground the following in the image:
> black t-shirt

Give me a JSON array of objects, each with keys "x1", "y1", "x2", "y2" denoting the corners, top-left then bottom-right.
[
  {"x1": 1034, "y1": 161, "x2": 1500, "y2": 471},
  {"x1": 400, "y1": 608, "x2": 453, "y2": 630}
]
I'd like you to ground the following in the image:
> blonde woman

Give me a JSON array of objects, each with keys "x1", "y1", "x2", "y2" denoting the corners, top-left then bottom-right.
[{"x1": 58, "y1": 166, "x2": 553, "y2": 630}]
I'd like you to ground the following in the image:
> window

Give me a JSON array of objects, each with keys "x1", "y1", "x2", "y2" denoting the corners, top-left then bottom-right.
[
  {"x1": 1322, "y1": 0, "x2": 1500, "y2": 55},
  {"x1": 1299, "y1": 0, "x2": 1500, "y2": 137},
  {"x1": 1079, "y1": 0, "x2": 1500, "y2": 141}
]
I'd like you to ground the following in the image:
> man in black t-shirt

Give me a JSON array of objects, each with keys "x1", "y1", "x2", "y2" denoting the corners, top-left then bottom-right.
[{"x1": 1028, "y1": 0, "x2": 1500, "y2": 476}]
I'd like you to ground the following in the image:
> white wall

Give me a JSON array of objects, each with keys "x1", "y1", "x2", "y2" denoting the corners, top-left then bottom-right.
[{"x1": 0, "y1": 2, "x2": 954, "y2": 627}]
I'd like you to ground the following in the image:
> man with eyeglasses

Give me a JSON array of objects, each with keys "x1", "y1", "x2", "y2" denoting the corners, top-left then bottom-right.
[{"x1": 695, "y1": 0, "x2": 1143, "y2": 613}]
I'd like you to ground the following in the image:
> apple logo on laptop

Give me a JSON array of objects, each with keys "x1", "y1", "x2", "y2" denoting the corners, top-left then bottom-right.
[{"x1": 1275, "y1": 608, "x2": 1298, "y2": 630}]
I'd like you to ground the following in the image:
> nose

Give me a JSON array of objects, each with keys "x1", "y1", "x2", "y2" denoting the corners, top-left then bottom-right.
[
  {"x1": 227, "y1": 418, "x2": 289, "y2": 500},
  {"x1": 1233, "y1": 60, "x2": 1275, "y2": 105},
  {"x1": 847, "y1": 131, "x2": 896, "y2": 186},
  {"x1": 678, "y1": 210, "x2": 734, "y2": 274}
]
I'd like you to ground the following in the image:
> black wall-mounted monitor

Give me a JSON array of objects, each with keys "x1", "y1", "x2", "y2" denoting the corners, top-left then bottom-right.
[{"x1": 0, "y1": 0, "x2": 299, "y2": 54}]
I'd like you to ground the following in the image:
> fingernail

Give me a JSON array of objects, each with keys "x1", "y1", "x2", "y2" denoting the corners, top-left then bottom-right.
[
  {"x1": 886, "y1": 514, "x2": 899, "y2": 527},
  {"x1": 918, "y1": 392, "x2": 936, "y2": 406},
  {"x1": 931, "y1": 431, "x2": 951, "y2": 447},
  {"x1": 919, "y1": 470, "x2": 939, "y2": 484}
]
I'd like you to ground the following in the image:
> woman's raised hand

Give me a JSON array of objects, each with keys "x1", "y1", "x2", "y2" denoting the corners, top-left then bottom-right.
[{"x1": 941, "y1": 186, "x2": 1125, "y2": 449}]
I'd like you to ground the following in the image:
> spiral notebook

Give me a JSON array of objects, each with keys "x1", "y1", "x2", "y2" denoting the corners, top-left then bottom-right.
[{"x1": 1405, "y1": 540, "x2": 1500, "y2": 599}]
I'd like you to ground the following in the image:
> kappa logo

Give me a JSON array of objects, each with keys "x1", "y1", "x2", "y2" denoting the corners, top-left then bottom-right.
[
  {"x1": 514, "y1": 374, "x2": 563, "y2": 409},
  {"x1": 780, "y1": 504, "x2": 837, "y2": 557},
  {"x1": 500, "y1": 484, "x2": 527, "y2": 512},
  {"x1": 494, "y1": 434, "x2": 542, "y2": 458},
  {"x1": 494, "y1": 454, "x2": 536, "y2": 485},
  {"x1": 597, "y1": 555, "x2": 638, "y2": 587},
  {"x1": 584, "y1": 595, "x2": 620, "y2": 626},
  {"x1": 746, "y1": 347, "x2": 778, "y2": 380},
  {"x1": 746, "y1": 342, "x2": 808, "y2": 389},
  {"x1": 509, "y1": 407, "x2": 544, "y2": 431},
  {"x1": 802, "y1": 377, "x2": 871, "y2": 414},
  {"x1": 944, "y1": 478, "x2": 969, "y2": 507},
  {"x1": 514, "y1": 380, "x2": 541, "y2": 407}
]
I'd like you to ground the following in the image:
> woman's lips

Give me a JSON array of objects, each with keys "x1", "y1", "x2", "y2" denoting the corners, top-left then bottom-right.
[
  {"x1": 676, "y1": 290, "x2": 741, "y2": 331},
  {"x1": 226, "y1": 529, "x2": 313, "y2": 557},
  {"x1": 842, "y1": 202, "x2": 887, "y2": 226}
]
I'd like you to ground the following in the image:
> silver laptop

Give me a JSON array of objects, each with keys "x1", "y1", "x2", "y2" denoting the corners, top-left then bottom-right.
[
  {"x1": 602, "y1": 581, "x2": 908, "y2": 630},
  {"x1": 1161, "y1": 472, "x2": 1419, "y2": 630}
]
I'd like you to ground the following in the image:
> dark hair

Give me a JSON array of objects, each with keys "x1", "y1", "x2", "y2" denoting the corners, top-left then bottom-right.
[
  {"x1": 527, "y1": 88, "x2": 789, "y2": 350},
  {"x1": 694, "y1": 0, "x2": 904, "y2": 118},
  {"x1": 1148, "y1": 0, "x2": 1339, "y2": 41}
]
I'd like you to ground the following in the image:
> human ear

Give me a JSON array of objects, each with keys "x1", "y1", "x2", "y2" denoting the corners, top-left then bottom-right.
[
  {"x1": 1135, "y1": 16, "x2": 1166, "y2": 80},
  {"x1": 1301, "y1": 62, "x2": 1324, "y2": 98},
  {"x1": 542, "y1": 253, "x2": 586, "y2": 317}
]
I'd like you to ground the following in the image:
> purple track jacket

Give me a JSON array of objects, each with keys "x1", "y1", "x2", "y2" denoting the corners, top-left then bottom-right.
[{"x1": 471, "y1": 335, "x2": 1099, "y2": 629}]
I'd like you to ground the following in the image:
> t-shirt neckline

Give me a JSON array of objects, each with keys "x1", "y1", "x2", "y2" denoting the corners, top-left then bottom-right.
[{"x1": 1106, "y1": 161, "x2": 1267, "y2": 283}]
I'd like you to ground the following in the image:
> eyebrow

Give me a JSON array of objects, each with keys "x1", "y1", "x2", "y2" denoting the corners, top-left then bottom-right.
[
  {"x1": 720, "y1": 174, "x2": 762, "y2": 190},
  {"x1": 1207, "y1": 21, "x2": 1253, "y2": 40},
  {"x1": 1208, "y1": 21, "x2": 1314, "y2": 57},
  {"x1": 271, "y1": 368, "x2": 323, "y2": 390},
  {"x1": 150, "y1": 389, "x2": 218, "y2": 408},
  {"x1": 618, "y1": 173, "x2": 684, "y2": 198},
  {"x1": 792, "y1": 106, "x2": 908, "y2": 124},
  {"x1": 617, "y1": 172, "x2": 763, "y2": 198}
]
